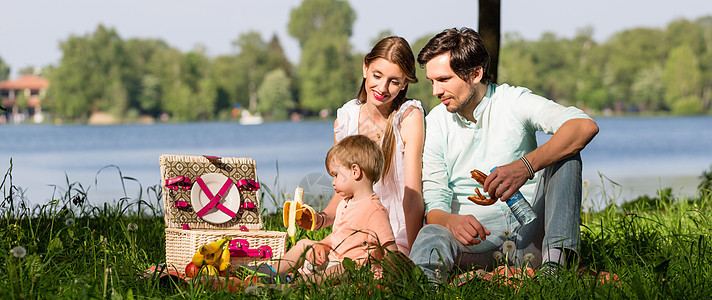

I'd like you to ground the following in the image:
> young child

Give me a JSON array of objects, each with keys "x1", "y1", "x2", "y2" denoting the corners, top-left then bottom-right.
[{"x1": 267, "y1": 135, "x2": 399, "y2": 283}]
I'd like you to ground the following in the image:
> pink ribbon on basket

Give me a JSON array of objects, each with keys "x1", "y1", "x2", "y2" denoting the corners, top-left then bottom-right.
[
  {"x1": 228, "y1": 239, "x2": 273, "y2": 258},
  {"x1": 235, "y1": 179, "x2": 258, "y2": 210},
  {"x1": 235, "y1": 179, "x2": 259, "y2": 191},
  {"x1": 195, "y1": 177, "x2": 237, "y2": 218},
  {"x1": 174, "y1": 201, "x2": 190, "y2": 209},
  {"x1": 165, "y1": 176, "x2": 192, "y2": 191}
]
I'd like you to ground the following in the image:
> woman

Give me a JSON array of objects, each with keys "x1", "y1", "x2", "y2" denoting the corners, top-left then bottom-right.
[{"x1": 299, "y1": 36, "x2": 425, "y2": 255}]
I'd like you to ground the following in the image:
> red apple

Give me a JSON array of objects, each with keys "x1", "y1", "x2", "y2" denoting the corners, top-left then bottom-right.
[{"x1": 185, "y1": 262, "x2": 199, "y2": 278}]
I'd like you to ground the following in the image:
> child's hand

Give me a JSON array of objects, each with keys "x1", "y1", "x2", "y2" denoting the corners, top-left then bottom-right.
[
  {"x1": 306, "y1": 243, "x2": 330, "y2": 266},
  {"x1": 296, "y1": 209, "x2": 315, "y2": 230}
]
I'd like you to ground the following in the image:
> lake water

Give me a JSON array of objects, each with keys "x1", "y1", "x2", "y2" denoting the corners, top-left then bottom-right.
[{"x1": 2, "y1": 116, "x2": 711, "y2": 212}]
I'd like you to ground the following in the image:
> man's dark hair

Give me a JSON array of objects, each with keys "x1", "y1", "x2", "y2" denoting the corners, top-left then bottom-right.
[{"x1": 417, "y1": 27, "x2": 492, "y2": 83}]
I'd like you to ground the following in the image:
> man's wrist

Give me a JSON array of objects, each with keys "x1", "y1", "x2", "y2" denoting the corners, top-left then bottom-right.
[{"x1": 520, "y1": 156, "x2": 535, "y2": 180}]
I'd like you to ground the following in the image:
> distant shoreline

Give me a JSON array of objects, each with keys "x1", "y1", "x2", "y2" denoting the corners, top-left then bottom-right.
[{"x1": 582, "y1": 173, "x2": 702, "y2": 210}]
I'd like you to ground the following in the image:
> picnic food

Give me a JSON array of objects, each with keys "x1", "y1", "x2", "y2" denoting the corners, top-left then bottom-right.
[
  {"x1": 185, "y1": 262, "x2": 199, "y2": 277},
  {"x1": 283, "y1": 186, "x2": 318, "y2": 243},
  {"x1": 201, "y1": 237, "x2": 229, "y2": 255},
  {"x1": 197, "y1": 264, "x2": 219, "y2": 276},
  {"x1": 218, "y1": 242, "x2": 232, "y2": 272},
  {"x1": 468, "y1": 169, "x2": 497, "y2": 205},
  {"x1": 190, "y1": 237, "x2": 230, "y2": 270},
  {"x1": 469, "y1": 168, "x2": 537, "y2": 226}
]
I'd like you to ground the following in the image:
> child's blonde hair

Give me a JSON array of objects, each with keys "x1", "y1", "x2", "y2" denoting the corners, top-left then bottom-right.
[{"x1": 325, "y1": 135, "x2": 384, "y2": 183}]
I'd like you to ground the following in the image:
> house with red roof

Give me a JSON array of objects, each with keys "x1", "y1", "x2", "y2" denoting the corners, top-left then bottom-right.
[{"x1": 0, "y1": 75, "x2": 49, "y2": 123}]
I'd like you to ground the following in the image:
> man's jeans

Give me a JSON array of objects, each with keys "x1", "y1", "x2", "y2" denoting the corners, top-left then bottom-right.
[{"x1": 409, "y1": 154, "x2": 583, "y2": 282}]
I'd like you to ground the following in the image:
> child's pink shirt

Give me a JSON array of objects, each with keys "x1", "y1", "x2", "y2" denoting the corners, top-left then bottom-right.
[{"x1": 326, "y1": 193, "x2": 395, "y2": 263}]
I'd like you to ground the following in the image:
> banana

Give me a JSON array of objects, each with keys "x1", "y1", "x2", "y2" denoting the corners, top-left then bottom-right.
[
  {"x1": 200, "y1": 237, "x2": 228, "y2": 256},
  {"x1": 301, "y1": 204, "x2": 317, "y2": 231},
  {"x1": 192, "y1": 251, "x2": 206, "y2": 267},
  {"x1": 218, "y1": 241, "x2": 232, "y2": 272},
  {"x1": 285, "y1": 187, "x2": 304, "y2": 244},
  {"x1": 283, "y1": 186, "x2": 319, "y2": 242},
  {"x1": 197, "y1": 264, "x2": 219, "y2": 276},
  {"x1": 204, "y1": 252, "x2": 220, "y2": 266},
  {"x1": 191, "y1": 237, "x2": 230, "y2": 268},
  {"x1": 282, "y1": 194, "x2": 302, "y2": 227}
]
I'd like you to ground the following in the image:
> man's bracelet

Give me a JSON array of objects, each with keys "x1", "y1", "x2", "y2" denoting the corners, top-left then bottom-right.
[{"x1": 520, "y1": 156, "x2": 535, "y2": 180}]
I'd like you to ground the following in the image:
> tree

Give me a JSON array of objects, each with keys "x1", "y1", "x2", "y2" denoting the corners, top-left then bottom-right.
[
  {"x1": 257, "y1": 68, "x2": 294, "y2": 120},
  {"x1": 288, "y1": 0, "x2": 358, "y2": 114},
  {"x1": 211, "y1": 54, "x2": 242, "y2": 117},
  {"x1": 125, "y1": 38, "x2": 174, "y2": 116},
  {"x1": 287, "y1": 0, "x2": 355, "y2": 47},
  {"x1": 48, "y1": 25, "x2": 134, "y2": 120},
  {"x1": 297, "y1": 37, "x2": 359, "y2": 112},
  {"x1": 221, "y1": 32, "x2": 293, "y2": 113},
  {"x1": 196, "y1": 77, "x2": 217, "y2": 120},
  {"x1": 631, "y1": 65, "x2": 665, "y2": 112},
  {"x1": 693, "y1": 16, "x2": 712, "y2": 111},
  {"x1": 137, "y1": 74, "x2": 161, "y2": 115},
  {"x1": 478, "y1": 0, "x2": 501, "y2": 83},
  {"x1": 17, "y1": 66, "x2": 37, "y2": 76},
  {"x1": 180, "y1": 50, "x2": 209, "y2": 92},
  {"x1": 663, "y1": 44, "x2": 704, "y2": 114},
  {"x1": 148, "y1": 47, "x2": 185, "y2": 118},
  {"x1": 499, "y1": 33, "x2": 537, "y2": 89},
  {"x1": 0, "y1": 56, "x2": 9, "y2": 81},
  {"x1": 601, "y1": 28, "x2": 666, "y2": 111},
  {"x1": 162, "y1": 81, "x2": 194, "y2": 121},
  {"x1": 665, "y1": 18, "x2": 709, "y2": 112},
  {"x1": 409, "y1": 34, "x2": 439, "y2": 111},
  {"x1": 160, "y1": 50, "x2": 214, "y2": 121}
]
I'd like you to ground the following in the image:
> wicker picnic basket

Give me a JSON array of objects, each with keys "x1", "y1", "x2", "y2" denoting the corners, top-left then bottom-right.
[
  {"x1": 159, "y1": 154, "x2": 263, "y2": 230},
  {"x1": 159, "y1": 154, "x2": 287, "y2": 272},
  {"x1": 164, "y1": 228, "x2": 287, "y2": 270}
]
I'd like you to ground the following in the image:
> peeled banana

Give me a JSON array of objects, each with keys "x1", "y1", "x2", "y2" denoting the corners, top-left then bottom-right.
[
  {"x1": 283, "y1": 186, "x2": 318, "y2": 244},
  {"x1": 287, "y1": 187, "x2": 303, "y2": 244}
]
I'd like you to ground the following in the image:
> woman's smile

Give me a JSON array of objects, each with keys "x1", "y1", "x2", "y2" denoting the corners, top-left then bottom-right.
[{"x1": 373, "y1": 90, "x2": 387, "y2": 101}]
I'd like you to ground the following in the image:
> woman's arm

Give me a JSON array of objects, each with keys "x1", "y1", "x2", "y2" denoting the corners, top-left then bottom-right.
[{"x1": 400, "y1": 108, "x2": 425, "y2": 249}]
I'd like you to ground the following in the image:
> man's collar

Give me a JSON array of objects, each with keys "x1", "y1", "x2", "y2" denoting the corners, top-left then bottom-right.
[
  {"x1": 473, "y1": 83, "x2": 494, "y2": 121},
  {"x1": 454, "y1": 82, "x2": 493, "y2": 126}
]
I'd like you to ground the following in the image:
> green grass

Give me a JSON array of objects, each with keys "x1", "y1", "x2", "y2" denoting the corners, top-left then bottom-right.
[{"x1": 2, "y1": 160, "x2": 712, "y2": 299}]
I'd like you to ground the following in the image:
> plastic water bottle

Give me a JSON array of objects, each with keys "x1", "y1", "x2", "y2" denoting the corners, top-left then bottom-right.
[{"x1": 491, "y1": 167, "x2": 537, "y2": 226}]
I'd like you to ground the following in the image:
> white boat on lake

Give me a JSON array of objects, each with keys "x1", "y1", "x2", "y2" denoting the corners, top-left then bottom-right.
[{"x1": 239, "y1": 110, "x2": 263, "y2": 125}]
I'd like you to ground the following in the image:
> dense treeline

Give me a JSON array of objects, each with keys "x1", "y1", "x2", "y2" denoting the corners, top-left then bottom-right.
[
  {"x1": 2, "y1": 0, "x2": 711, "y2": 122},
  {"x1": 498, "y1": 18, "x2": 712, "y2": 116}
]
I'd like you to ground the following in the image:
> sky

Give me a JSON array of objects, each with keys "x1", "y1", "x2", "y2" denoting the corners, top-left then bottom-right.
[{"x1": 1, "y1": 0, "x2": 711, "y2": 79}]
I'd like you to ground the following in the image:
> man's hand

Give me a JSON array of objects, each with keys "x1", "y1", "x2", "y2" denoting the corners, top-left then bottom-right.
[
  {"x1": 484, "y1": 160, "x2": 530, "y2": 201},
  {"x1": 306, "y1": 243, "x2": 330, "y2": 266},
  {"x1": 444, "y1": 214, "x2": 491, "y2": 246}
]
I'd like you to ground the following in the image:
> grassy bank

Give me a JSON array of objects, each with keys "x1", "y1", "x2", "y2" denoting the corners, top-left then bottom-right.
[{"x1": 1, "y1": 162, "x2": 711, "y2": 299}]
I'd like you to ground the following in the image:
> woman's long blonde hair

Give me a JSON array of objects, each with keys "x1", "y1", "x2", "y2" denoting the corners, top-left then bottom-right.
[{"x1": 356, "y1": 36, "x2": 418, "y2": 177}]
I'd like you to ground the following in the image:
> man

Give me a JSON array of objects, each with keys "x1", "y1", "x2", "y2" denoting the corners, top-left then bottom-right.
[{"x1": 409, "y1": 27, "x2": 599, "y2": 282}]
